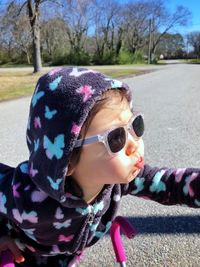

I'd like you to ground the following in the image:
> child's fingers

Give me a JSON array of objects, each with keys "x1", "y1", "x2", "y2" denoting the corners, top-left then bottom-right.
[{"x1": 0, "y1": 237, "x2": 25, "y2": 263}]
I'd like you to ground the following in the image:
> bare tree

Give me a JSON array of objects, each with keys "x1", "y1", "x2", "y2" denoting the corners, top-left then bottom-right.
[
  {"x1": 148, "y1": 0, "x2": 191, "y2": 62},
  {"x1": 122, "y1": 2, "x2": 150, "y2": 54},
  {"x1": 63, "y1": 0, "x2": 93, "y2": 55},
  {"x1": 0, "y1": 4, "x2": 16, "y2": 61},
  {"x1": 92, "y1": 0, "x2": 122, "y2": 63},
  {"x1": 13, "y1": 12, "x2": 32, "y2": 64},
  {"x1": 187, "y1": 32, "x2": 200, "y2": 58},
  {"x1": 41, "y1": 17, "x2": 69, "y2": 60},
  {"x1": 7, "y1": 0, "x2": 61, "y2": 72},
  {"x1": 156, "y1": 33, "x2": 185, "y2": 58}
]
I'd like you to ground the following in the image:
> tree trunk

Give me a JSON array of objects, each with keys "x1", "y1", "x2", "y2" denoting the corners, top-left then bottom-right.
[
  {"x1": 26, "y1": 51, "x2": 31, "y2": 65},
  {"x1": 27, "y1": 0, "x2": 42, "y2": 73},
  {"x1": 32, "y1": 23, "x2": 42, "y2": 72}
]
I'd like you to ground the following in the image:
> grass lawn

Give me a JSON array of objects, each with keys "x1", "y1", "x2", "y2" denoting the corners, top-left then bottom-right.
[{"x1": 0, "y1": 68, "x2": 146, "y2": 102}]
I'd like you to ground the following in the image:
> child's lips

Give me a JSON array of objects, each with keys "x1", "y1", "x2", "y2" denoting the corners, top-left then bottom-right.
[{"x1": 135, "y1": 156, "x2": 144, "y2": 169}]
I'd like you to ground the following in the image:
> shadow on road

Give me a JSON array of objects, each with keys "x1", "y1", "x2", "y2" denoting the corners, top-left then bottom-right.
[
  {"x1": 105, "y1": 215, "x2": 200, "y2": 236},
  {"x1": 127, "y1": 215, "x2": 200, "y2": 234}
]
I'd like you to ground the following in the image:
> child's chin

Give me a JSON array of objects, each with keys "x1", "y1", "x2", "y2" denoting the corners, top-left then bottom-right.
[
  {"x1": 130, "y1": 170, "x2": 140, "y2": 181},
  {"x1": 123, "y1": 170, "x2": 139, "y2": 184}
]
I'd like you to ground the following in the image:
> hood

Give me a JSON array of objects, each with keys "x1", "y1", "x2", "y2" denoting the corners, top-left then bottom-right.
[{"x1": 25, "y1": 67, "x2": 131, "y2": 205}]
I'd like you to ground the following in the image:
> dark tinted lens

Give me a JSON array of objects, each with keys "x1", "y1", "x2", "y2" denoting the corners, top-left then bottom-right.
[
  {"x1": 107, "y1": 127, "x2": 126, "y2": 153},
  {"x1": 132, "y1": 115, "x2": 144, "y2": 137}
]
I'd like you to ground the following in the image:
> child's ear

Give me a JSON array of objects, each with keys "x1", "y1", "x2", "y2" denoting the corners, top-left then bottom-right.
[{"x1": 66, "y1": 163, "x2": 75, "y2": 176}]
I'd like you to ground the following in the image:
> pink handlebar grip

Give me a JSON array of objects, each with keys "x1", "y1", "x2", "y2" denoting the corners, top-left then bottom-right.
[
  {"x1": 110, "y1": 216, "x2": 137, "y2": 263},
  {"x1": 0, "y1": 250, "x2": 15, "y2": 267}
]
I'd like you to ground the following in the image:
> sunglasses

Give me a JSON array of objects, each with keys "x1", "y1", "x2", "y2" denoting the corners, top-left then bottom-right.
[{"x1": 74, "y1": 113, "x2": 144, "y2": 155}]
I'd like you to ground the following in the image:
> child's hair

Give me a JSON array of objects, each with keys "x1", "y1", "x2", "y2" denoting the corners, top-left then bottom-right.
[{"x1": 65, "y1": 88, "x2": 131, "y2": 197}]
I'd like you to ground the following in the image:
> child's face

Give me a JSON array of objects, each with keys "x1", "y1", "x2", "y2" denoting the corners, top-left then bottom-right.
[{"x1": 71, "y1": 96, "x2": 144, "y2": 189}]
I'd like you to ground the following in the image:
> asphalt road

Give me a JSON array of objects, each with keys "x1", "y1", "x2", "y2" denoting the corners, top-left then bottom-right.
[{"x1": 1, "y1": 62, "x2": 200, "y2": 267}]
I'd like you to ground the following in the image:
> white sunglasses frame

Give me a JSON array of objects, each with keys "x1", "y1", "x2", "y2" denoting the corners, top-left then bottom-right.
[{"x1": 74, "y1": 113, "x2": 144, "y2": 155}]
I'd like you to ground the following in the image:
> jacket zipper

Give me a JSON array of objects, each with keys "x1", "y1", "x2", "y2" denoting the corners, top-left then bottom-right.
[{"x1": 87, "y1": 205, "x2": 95, "y2": 226}]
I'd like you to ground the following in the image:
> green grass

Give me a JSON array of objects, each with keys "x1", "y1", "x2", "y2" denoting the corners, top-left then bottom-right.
[
  {"x1": 185, "y1": 58, "x2": 200, "y2": 64},
  {"x1": 0, "y1": 68, "x2": 145, "y2": 102}
]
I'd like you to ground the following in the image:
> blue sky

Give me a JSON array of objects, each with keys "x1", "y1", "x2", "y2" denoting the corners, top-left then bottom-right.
[
  {"x1": 0, "y1": 0, "x2": 199, "y2": 35},
  {"x1": 166, "y1": 0, "x2": 200, "y2": 35},
  {"x1": 118, "y1": 0, "x2": 200, "y2": 35}
]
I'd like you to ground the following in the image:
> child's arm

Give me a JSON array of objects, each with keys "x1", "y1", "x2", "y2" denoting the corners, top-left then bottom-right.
[
  {"x1": 121, "y1": 164, "x2": 200, "y2": 208},
  {"x1": 0, "y1": 236, "x2": 25, "y2": 263}
]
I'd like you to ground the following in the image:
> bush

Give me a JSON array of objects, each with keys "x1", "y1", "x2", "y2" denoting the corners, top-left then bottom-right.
[
  {"x1": 92, "y1": 51, "x2": 118, "y2": 65},
  {"x1": 118, "y1": 51, "x2": 133, "y2": 64},
  {"x1": 132, "y1": 50, "x2": 145, "y2": 64},
  {"x1": 118, "y1": 50, "x2": 145, "y2": 64},
  {"x1": 51, "y1": 53, "x2": 68, "y2": 66},
  {"x1": 66, "y1": 51, "x2": 91, "y2": 65}
]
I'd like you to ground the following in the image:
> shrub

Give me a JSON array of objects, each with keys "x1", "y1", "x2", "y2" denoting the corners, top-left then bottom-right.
[
  {"x1": 66, "y1": 51, "x2": 91, "y2": 65},
  {"x1": 92, "y1": 51, "x2": 118, "y2": 65},
  {"x1": 118, "y1": 50, "x2": 145, "y2": 64}
]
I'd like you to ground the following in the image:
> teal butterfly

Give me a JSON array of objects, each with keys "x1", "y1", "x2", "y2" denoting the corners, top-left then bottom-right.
[
  {"x1": 0, "y1": 173, "x2": 5, "y2": 180},
  {"x1": 0, "y1": 193, "x2": 7, "y2": 214},
  {"x1": 76, "y1": 201, "x2": 104, "y2": 216},
  {"x1": 49, "y1": 76, "x2": 62, "y2": 91},
  {"x1": 93, "y1": 201, "x2": 104, "y2": 214},
  {"x1": 53, "y1": 219, "x2": 71, "y2": 229},
  {"x1": 21, "y1": 228, "x2": 37, "y2": 242},
  {"x1": 95, "y1": 221, "x2": 112, "y2": 238},
  {"x1": 105, "y1": 78, "x2": 122, "y2": 88},
  {"x1": 19, "y1": 163, "x2": 29, "y2": 174},
  {"x1": 76, "y1": 206, "x2": 92, "y2": 215},
  {"x1": 131, "y1": 177, "x2": 145, "y2": 195},
  {"x1": 47, "y1": 176, "x2": 62, "y2": 190},
  {"x1": 32, "y1": 85, "x2": 45, "y2": 107},
  {"x1": 45, "y1": 106, "x2": 57, "y2": 120},
  {"x1": 43, "y1": 134, "x2": 65, "y2": 160},
  {"x1": 90, "y1": 222, "x2": 99, "y2": 232},
  {"x1": 34, "y1": 139, "x2": 40, "y2": 152},
  {"x1": 150, "y1": 170, "x2": 166, "y2": 193},
  {"x1": 194, "y1": 199, "x2": 200, "y2": 206}
]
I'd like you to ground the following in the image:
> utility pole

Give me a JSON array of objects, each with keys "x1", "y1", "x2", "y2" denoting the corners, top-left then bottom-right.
[{"x1": 148, "y1": 18, "x2": 152, "y2": 64}]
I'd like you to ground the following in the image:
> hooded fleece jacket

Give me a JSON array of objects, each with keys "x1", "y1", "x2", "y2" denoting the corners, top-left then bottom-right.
[{"x1": 0, "y1": 67, "x2": 200, "y2": 264}]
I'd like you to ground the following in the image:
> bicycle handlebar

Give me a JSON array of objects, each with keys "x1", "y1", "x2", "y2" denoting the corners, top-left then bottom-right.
[{"x1": 110, "y1": 216, "x2": 137, "y2": 264}]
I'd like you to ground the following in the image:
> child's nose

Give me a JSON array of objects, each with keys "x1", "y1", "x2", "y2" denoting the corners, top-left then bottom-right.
[{"x1": 125, "y1": 133, "x2": 139, "y2": 156}]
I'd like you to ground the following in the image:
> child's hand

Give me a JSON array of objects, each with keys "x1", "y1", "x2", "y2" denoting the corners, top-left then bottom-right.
[{"x1": 0, "y1": 236, "x2": 25, "y2": 263}]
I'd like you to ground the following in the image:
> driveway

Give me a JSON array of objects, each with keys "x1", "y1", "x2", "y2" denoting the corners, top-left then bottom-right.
[{"x1": 0, "y1": 62, "x2": 200, "y2": 266}]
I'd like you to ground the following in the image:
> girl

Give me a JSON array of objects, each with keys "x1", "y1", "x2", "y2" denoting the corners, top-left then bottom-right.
[{"x1": 0, "y1": 67, "x2": 200, "y2": 267}]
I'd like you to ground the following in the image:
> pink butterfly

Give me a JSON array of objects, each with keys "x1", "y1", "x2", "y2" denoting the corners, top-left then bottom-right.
[
  {"x1": 48, "y1": 68, "x2": 62, "y2": 76},
  {"x1": 12, "y1": 209, "x2": 38, "y2": 224},
  {"x1": 34, "y1": 117, "x2": 41, "y2": 129},
  {"x1": 175, "y1": 168, "x2": 186, "y2": 183},
  {"x1": 26, "y1": 245, "x2": 36, "y2": 252},
  {"x1": 12, "y1": 182, "x2": 21, "y2": 198},
  {"x1": 184, "y1": 173, "x2": 198, "y2": 197},
  {"x1": 22, "y1": 211, "x2": 38, "y2": 223},
  {"x1": 71, "y1": 123, "x2": 81, "y2": 135},
  {"x1": 76, "y1": 85, "x2": 95, "y2": 102},
  {"x1": 50, "y1": 245, "x2": 60, "y2": 255},
  {"x1": 59, "y1": 234, "x2": 74, "y2": 242},
  {"x1": 29, "y1": 162, "x2": 38, "y2": 178}
]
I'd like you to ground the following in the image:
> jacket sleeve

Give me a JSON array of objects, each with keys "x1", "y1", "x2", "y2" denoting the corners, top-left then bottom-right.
[
  {"x1": 0, "y1": 163, "x2": 14, "y2": 237},
  {"x1": 121, "y1": 164, "x2": 200, "y2": 208}
]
